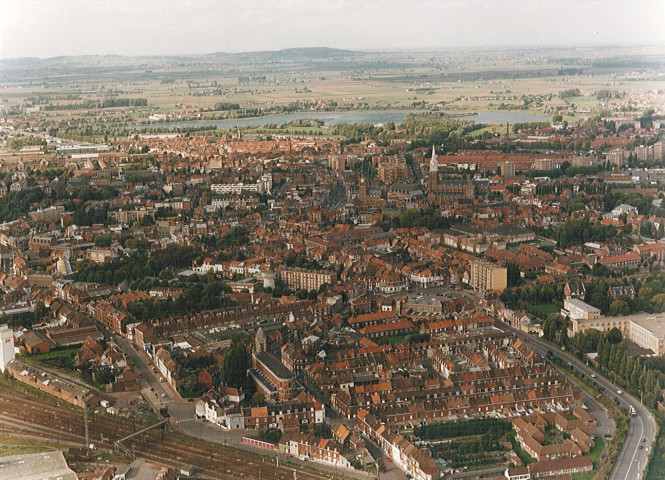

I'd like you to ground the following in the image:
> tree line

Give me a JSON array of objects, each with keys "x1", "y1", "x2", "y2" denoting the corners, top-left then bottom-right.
[
  {"x1": 42, "y1": 98, "x2": 148, "y2": 110},
  {"x1": 569, "y1": 330, "x2": 664, "y2": 409}
]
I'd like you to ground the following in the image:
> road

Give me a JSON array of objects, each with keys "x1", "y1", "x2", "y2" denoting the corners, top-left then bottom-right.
[
  {"x1": 113, "y1": 314, "x2": 655, "y2": 480},
  {"x1": 113, "y1": 334, "x2": 185, "y2": 416},
  {"x1": 496, "y1": 322, "x2": 657, "y2": 480}
]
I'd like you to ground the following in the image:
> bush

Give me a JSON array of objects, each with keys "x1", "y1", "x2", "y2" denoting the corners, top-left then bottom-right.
[{"x1": 259, "y1": 428, "x2": 282, "y2": 444}]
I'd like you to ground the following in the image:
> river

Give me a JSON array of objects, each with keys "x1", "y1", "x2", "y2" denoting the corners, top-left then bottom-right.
[{"x1": 130, "y1": 110, "x2": 551, "y2": 131}]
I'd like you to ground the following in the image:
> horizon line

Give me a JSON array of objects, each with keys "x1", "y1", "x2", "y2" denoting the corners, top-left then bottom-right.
[{"x1": 2, "y1": 43, "x2": 665, "y2": 62}]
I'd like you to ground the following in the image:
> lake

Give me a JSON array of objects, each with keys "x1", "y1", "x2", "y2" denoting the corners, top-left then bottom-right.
[{"x1": 130, "y1": 110, "x2": 550, "y2": 131}]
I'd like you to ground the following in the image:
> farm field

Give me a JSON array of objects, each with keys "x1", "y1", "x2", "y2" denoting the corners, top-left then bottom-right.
[{"x1": 2, "y1": 45, "x2": 664, "y2": 143}]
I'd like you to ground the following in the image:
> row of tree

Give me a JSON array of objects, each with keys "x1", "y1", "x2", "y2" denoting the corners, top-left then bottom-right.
[
  {"x1": 554, "y1": 216, "x2": 617, "y2": 248},
  {"x1": 42, "y1": 97, "x2": 148, "y2": 110}
]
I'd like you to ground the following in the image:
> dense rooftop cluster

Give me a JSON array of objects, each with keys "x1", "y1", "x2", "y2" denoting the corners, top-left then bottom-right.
[{"x1": 0, "y1": 110, "x2": 663, "y2": 479}]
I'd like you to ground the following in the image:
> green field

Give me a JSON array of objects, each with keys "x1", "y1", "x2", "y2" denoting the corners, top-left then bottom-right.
[
  {"x1": 535, "y1": 303, "x2": 561, "y2": 314},
  {"x1": 2, "y1": 45, "x2": 663, "y2": 144},
  {"x1": 20, "y1": 347, "x2": 79, "y2": 370}
]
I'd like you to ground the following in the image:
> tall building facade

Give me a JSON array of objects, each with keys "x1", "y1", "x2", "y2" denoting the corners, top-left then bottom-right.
[
  {"x1": 277, "y1": 268, "x2": 336, "y2": 291},
  {"x1": 654, "y1": 142, "x2": 664, "y2": 161},
  {"x1": 0, "y1": 324, "x2": 15, "y2": 373},
  {"x1": 606, "y1": 149, "x2": 626, "y2": 167},
  {"x1": 499, "y1": 161, "x2": 515, "y2": 178},
  {"x1": 470, "y1": 260, "x2": 507, "y2": 293},
  {"x1": 532, "y1": 158, "x2": 554, "y2": 171}
]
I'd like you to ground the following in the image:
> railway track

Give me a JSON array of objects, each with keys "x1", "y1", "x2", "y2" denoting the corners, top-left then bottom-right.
[
  {"x1": 121, "y1": 426, "x2": 336, "y2": 480},
  {"x1": 0, "y1": 381, "x2": 342, "y2": 480}
]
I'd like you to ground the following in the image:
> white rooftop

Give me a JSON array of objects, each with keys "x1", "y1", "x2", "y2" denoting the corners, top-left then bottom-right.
[{"x1": 565, "y1": 298, "x2": 600, "y2": 313}]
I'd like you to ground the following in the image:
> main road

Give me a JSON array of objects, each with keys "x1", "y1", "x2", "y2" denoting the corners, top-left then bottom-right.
[{"x1": 496, "y1": 322, "x2": 657, "y2": 480}]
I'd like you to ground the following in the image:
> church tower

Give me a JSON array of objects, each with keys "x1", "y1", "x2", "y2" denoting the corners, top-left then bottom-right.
[
  {"x1": 428, "y1": 145, "x2": 438, "y2": 193},
  {"x1": 255, "y1": 327, "x2": 267, "y2": 354},
  {"x1": 262, "y1": 262, "x2": 276, "y2": 290},
  {"x1": 359, "y1": 176, "x2": 367, "y2": 201}
]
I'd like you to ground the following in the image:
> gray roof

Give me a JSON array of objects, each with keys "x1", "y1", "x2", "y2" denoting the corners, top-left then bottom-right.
[
  {"x1": 565, "y1": 298, "x2": 600, "y2": 313},
  {"x1": 254, "y1": 351, "x2": 295, "y2": 381},
  {"x1": 0, "y1": 451, "x2": 77, "y2": 480}
]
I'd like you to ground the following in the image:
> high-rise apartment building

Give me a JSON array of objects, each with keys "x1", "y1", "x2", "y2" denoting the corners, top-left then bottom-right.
[{"x1": 470, "y1": 260, "x2": 507, "y2": 293}]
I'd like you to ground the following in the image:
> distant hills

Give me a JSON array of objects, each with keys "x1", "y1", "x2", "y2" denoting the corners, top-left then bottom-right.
[{"x1": 0, "y1": 47, "x2": 359, "y2": 70}]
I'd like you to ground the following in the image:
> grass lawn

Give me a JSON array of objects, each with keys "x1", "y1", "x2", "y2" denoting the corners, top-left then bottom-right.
[
  {"x1": 0, "y1": 440, "x2": 54, "y2": 456},
  {"x1": 534, "y1": 303, "x2": 561, "y2": 314},
  {"x1": 589, "y1": 436, "x2": 605, "y2": 466},
  {"x1": 19, "y1": 347, "x2": 79, "y2": 371},
  {"x1": 645, "y1": 416, "x2": 665, "y2": 480},
  {"x1": 572, "y1": 472, "x2": 596, "y2": 480},
  {"x1": 510, "y1": 431, "x2": 536, "y2": 465},
  {"x1": 374, "y1": 334, "x2": 409, "y2": 345}
]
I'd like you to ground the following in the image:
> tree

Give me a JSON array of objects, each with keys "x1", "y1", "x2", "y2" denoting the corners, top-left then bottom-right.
[
  {"x1": 33, "y1": 301, "x2": 48, "y2": 323},
  {"x1": 94, "y1": 234, "x2": 113, "y2": 247},
  {"x1": 506, "y1": 263, "x2": 522, "y2": 287},
  {"x1": 251, "y1": 392, "x2": 266, "y2": 407},
  {"x1": 259, "y1": 428, "x2": 282, "y2": 444},
  {"x1": 609, "y1": 299, "x2": 630, "y2": 317},
  {"x1": 221, "y1": 336, "x2": 250, "y2": 389},
  {"x1": 93, "y1": 368, "x2": 116, "y2": 386},
  {"x1": 607, "y1": 327, "x2": 623, "y2": 344},
  {"x1": 651, "y1": 293, "x2": 665, "y2": 313}
]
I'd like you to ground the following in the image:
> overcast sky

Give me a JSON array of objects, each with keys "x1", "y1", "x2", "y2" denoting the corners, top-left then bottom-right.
[{"x1": 1, "y1": 0, "x2": 664, "y2": 59}]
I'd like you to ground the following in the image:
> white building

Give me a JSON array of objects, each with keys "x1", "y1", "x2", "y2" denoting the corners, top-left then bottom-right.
[
  {"x1": 0, "y1": 324, "x2": 15, "y2": 372},
  {"x1": 561, "y1": 298, "x2": 601, "y2": 321},
  {"x1": 210, "y1": 174, "x2": 273, "y2": 195}
]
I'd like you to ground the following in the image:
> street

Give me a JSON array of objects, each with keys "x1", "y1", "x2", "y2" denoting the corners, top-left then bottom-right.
[
  {"x1": 115, "y1": 315, "x2": 656, "y2": 480},
  {"x1": 497, "y1": 322, "x2": 657, "y2": 480}
]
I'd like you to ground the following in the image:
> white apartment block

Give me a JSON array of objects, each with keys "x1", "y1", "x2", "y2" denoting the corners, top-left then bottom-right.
[{"x1": 211, "y1": 174, "x2": 272, "y2": 195}]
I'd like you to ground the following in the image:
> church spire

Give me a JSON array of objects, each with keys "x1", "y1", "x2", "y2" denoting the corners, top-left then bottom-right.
[{"x1": 430, "y1": 144, "x2": 438, "y2": 173}]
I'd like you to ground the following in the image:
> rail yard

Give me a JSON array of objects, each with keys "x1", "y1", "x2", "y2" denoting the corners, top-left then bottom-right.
[{"x1": 0, "y1": 380, "x2": 341, "y2": 480}]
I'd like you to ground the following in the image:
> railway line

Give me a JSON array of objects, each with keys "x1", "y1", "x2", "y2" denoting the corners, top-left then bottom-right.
[{"x1": 0, "y1": 381, "x2": 342, "y2": 480}]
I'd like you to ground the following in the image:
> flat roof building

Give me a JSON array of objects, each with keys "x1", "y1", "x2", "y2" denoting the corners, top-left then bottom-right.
[
  {"x1": 0, "y1": 451, "x2": 77, "y2": 480},
  {"x1": 570, "y1": 312, "x2": 665, "y2": 356},
  {"x1": 562, "y1": 298, "x2": 601, "y2": 321}
]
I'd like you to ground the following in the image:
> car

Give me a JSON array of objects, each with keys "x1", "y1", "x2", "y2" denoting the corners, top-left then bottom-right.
[
  {"x1": 161, "y1": 393, "x2": 167, "y2": 398},
  {"x1": 386, "y1": 457, "x2": 393, "y2": 462},
  {"x1": 642, "y1": 436, "x2": 646, "y2": 442},
  {"x1": 590, "y1": 373, "x2": 596, "y2": 378},
  {"x1": 639, "y1": 445, "x2": 644, "y2": 449},
  {"x1": 617, "y1": 390, "x2": 623, "y2": 395}
]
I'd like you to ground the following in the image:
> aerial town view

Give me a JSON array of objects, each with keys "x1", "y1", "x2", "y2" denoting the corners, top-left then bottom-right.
[{"x1": 0, "y1": 1, "x2": 664, "y2": 480}]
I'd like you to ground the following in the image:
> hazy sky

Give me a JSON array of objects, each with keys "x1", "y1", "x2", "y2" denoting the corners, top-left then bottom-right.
[{"x1": 1, "y1": 0, "x2": 664, "y2": 59}]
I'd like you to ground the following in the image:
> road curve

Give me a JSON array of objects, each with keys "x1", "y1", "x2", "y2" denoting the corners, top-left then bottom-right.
[{"x1": 495, "y1": 322, "x2": 657, "y2": 480}]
